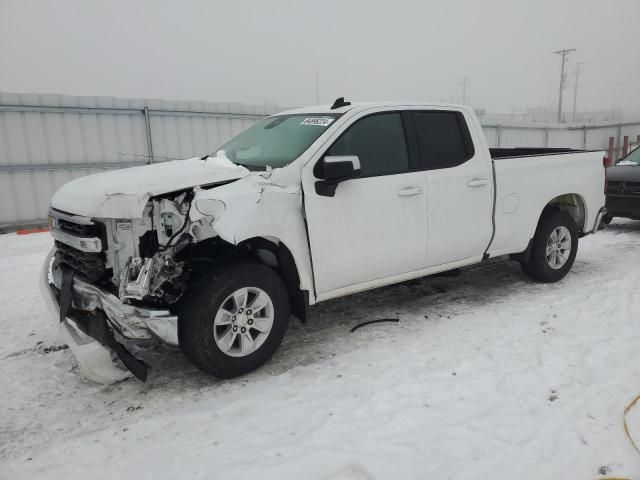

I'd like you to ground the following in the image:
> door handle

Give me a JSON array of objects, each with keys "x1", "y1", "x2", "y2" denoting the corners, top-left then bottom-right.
[
  {"x1": 397, "y1": 186, "x2": 423, "y2": 197},
  {"x1": 467, "y1": 178, "x2": 489, "y2": 187}
]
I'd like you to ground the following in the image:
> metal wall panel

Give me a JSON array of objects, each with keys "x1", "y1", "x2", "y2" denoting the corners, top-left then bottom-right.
[
  {"x1": 585, "y1": 126, "x2": 618, "y2": 150},
  {"x1": 0, "y1": 92, "x2": 277, "y2": 228},
  {"x1": 481, "y1": 126, "x2": 499, "y2": 147},
  {"x1": 500, "y1": 127, "x2": 546, "y2": 148},
  {"x1": 548, "y1": 129, "x2": 584, "y2": 148},
  {"x1": 622, "y1": 125, "x2": 640, "y2": 146},
  {"x1": 1, "y1": 91, "x2": 639, "y2": 229}
]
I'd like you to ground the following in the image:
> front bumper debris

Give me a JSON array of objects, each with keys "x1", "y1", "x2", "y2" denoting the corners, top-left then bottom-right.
[
  {"x1": 50, "y1": 226, "x2": 102, "y2": 253},
  {"x1": 41, "y1": 248, "x2": 180, "y2": 383},
  {"x1": 40, "y1": 252, "x2": 131, "y2": 383}
]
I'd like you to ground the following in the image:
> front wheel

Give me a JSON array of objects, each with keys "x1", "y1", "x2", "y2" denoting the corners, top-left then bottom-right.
[
  {"x1": 520, "y1": 210, "x2": 578, "y2": 283},
  {"x1": 178, "y1": 262, "x2": 290, "y2": 378}
]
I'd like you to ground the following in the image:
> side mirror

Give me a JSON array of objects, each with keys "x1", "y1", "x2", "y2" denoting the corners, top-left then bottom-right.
[{"x1": 315, "y1": 155, "x2": 361, "y2": 197}]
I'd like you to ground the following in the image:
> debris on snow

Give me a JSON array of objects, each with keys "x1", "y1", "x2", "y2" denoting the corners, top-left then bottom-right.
[
  {"x1": 350, "y1": 318, "x2": 400, "y2": 332},
  {"x1": 598, "y1": 465, "x2": 610, "y2": 475},
  {"x1": 36, "y1": 343, "x2": 69, "y2": 355}
]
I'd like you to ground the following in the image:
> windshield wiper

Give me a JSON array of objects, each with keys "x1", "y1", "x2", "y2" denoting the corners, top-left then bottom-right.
[
  {"x1": 236, "y1": 163, "x2": 267, "y2": 172},
  {"x1": 200, "y1": 151, "x2": 269, "y2": 171}
]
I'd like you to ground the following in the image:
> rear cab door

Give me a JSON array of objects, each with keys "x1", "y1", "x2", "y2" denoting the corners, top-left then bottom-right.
[{"x1": 406, "y1": 107, "x2": 494, "y2": 266}]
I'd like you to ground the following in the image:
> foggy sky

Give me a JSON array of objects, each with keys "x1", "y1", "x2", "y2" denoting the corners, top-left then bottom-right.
[{"x1": 1, "y1": 0, "x2": 639, "y2": 114}]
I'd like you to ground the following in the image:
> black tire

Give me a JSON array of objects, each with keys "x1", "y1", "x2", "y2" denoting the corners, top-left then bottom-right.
[
  {"x1": 520, "y1": 210, "x2": 578, "y2": 283},
  {"x1": 178, "y1": 262, "x2": 289, "y2": 379}
]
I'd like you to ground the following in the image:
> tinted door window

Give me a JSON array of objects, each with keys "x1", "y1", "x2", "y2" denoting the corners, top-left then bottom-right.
[
  {"x1": 412, "y1": 111, "x2": 474, "y2": 170},
  {"x1": 325, "y1": 113, "x2": 409, "y2": 177}
]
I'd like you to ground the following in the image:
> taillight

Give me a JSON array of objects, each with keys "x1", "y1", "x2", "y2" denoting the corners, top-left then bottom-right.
[{"x1": 603, "y1": 156, "x2": 608, "y2": 193}]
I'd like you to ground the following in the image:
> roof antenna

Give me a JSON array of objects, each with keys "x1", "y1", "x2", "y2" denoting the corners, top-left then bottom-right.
[{"x1": 330, "y1": 97, "x2": 351, "y2": 109}]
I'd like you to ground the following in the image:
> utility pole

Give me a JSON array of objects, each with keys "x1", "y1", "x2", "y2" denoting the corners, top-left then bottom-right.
[
  {"x1": 460, "y1": 76, "x2": 470, "y2": 105},
  {"x1": 553, "y1": 48, "x2": 576, "y2": 122},
  {"x1": 572, "y1": 62, "x2": 585, "y2": 123}
]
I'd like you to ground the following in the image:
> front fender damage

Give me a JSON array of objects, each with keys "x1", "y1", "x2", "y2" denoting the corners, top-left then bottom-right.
[{"x1": 188, "y1": 169, "x2": 314, "y2": 299}]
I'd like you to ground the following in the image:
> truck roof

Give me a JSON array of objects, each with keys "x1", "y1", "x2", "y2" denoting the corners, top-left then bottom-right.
[{"x1": 277, "y1": 101, "x2": 471, "y2": 116}]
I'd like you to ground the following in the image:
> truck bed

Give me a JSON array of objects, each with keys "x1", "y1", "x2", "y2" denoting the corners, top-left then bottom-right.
[
  {"x1": 490, "y1": 147, "x2": 582, "y2": 159},
  {"x1": 487, "y1": 150, "x2": 605, "y2": 258}
]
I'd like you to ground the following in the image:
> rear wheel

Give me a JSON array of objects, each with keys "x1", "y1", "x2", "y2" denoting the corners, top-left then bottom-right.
[
  {"x1": 179, "y1": 262, "x2": 290, "y2": 378},
  {"x1": 520, "y1": 210, "x2": 578, "y2": 283}
]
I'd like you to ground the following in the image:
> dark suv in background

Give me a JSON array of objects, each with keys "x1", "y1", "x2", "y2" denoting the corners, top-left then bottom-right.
[{"x1": 605, "y1": 147, "x2": 640, "y2": 223}]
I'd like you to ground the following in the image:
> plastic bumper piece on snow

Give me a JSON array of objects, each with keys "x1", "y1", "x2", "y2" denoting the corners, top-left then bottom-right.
[{"x1": 40, "y1": 248, "x2": 148, "y2": 383}]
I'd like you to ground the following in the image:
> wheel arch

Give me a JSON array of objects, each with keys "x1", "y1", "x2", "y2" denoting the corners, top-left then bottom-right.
[
  {"x1": 178, "y1": 233, "x2": 310, "y2": 322},
  {"x1": 511, "y1": 193, "x2": 586, "y2": 263},
  {"x1": 237, "y1": 236, "x2": 309, "y2": 322},
  {"x1": 541, "y1": 193, "x2": 588, "y2": 234}
]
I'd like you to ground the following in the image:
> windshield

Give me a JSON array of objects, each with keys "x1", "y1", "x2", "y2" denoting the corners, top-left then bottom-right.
[
  {"x1": 619, "y1": 146, "x2": 640, "y2": 165},
  {"x1": 215, "y1": 114, "x2": 340, "y2": 169}
]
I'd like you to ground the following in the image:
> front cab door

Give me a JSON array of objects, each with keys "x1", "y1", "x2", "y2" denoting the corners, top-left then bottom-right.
[{"x1": 301, "y1": 110, "x2": 429, "y2": 298}]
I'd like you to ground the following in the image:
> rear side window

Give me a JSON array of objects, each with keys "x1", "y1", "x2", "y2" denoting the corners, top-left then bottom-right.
[
  {"x1": 412, "y1": 111, "x2": 474, "y2": 170},
  {"x1": 324, "y1": 112, "x2": 409, "y2": 177}
]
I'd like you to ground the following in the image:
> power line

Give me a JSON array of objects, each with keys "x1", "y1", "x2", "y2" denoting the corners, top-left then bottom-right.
[
  {"x1": 553, "y1": 48, "x2": 576, "y2": 122},
  {"x1": 460, "y1": 76, "x2": 470, "y2": 105},
  {"x1": 572, "y1": 62, "x2": 585, "y2": 122}
]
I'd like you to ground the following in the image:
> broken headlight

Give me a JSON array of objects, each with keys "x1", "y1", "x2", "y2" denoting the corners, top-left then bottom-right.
[{"x1": 194, "y1": 199, "x2": 226, "y2": 223}]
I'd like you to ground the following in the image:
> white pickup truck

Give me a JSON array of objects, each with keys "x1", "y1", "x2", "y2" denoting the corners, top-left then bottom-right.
[{"x1": 41, "y1": 98, "x2": 607, "y2": 383}]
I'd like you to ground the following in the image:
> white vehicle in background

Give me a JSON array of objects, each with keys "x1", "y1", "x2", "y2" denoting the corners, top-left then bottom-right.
[{"x1": 41, "y1": 98, "x2": 607, "y2": 383}]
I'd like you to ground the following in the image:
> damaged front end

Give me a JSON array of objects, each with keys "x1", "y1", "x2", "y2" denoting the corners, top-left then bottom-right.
[
  {"x1": 43, "y1": 190, "x2": 204, "y2": 383},
  {"x1": 42, "y1": 161, "x2": 311, "y2": 384}
]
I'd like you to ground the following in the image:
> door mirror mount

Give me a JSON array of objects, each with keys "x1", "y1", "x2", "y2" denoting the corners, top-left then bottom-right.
[{"x1": 315, "y1": 155, "x2": 361, "y2": 197}]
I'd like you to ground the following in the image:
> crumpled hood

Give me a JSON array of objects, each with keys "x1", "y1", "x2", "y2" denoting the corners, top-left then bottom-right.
[{"x1": 50, "y1": 157, "x2": 250, "y2": 218}]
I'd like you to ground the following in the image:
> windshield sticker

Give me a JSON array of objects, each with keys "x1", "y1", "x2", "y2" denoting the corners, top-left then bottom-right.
[{"x1": 300, "y1": 117, "x2": 335, "y2": 127}]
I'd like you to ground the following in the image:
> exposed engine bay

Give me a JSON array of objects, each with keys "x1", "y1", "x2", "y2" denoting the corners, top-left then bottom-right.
[
  {"x1": 114, "y1": 192, "x2": 193, "y2": 305},
  {"x1": 52, "y1": 190, "x2": 207, "y2": 307}
]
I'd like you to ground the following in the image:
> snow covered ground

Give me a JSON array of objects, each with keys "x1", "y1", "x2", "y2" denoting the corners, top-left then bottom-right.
[{"x1": 1, "y1": 222, "x2": 640, "y2": 479}]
